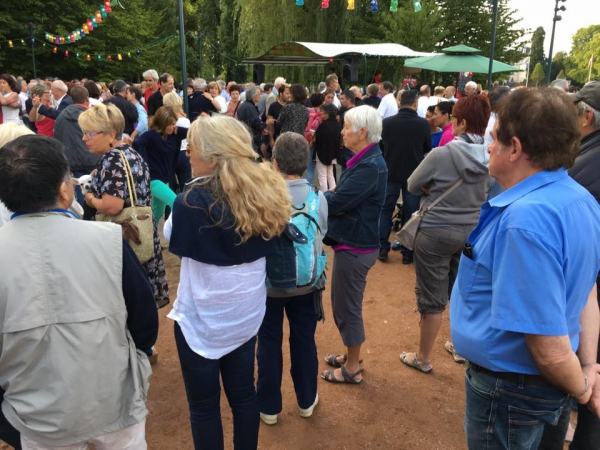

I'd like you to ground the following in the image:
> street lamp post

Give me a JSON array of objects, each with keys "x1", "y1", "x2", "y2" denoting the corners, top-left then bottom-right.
[
  {"x1": 177, "y1": 0, "x2": 188, "y2": 115},
  {"x1": 487, "y1": 0, "x2": 499, "y2": 90},
  {"x1": 24, "y1": 22, "x2": 37, "y2": 79},
  {"x1": 547, "y1": 0, "x2": 566, "y2": 83}
]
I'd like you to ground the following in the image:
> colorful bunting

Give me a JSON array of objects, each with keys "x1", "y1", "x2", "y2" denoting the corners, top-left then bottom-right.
[
  {"x1": 370, "y1": 0, "x2": 378, "y2": 12},
  {"x1": 44, "y1": 3, "x2": 112, "y2": 45},
  {"x1": 322, "y1": 0, "x2": 329, "y2": 8},
  {"x1": 295, "y1": 0, "x2": 304, "y2": 5},
  {"x1": 412, "y1": 0, "x2": 422, "y2": 12},
  {"x1": 347, "y1": 0, "x2": 354, "y2": 10}
]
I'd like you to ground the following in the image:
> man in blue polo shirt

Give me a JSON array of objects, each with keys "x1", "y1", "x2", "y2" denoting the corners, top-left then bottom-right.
[{"x1": 451, "y1": 88, "x2": 600, "y2": 450}]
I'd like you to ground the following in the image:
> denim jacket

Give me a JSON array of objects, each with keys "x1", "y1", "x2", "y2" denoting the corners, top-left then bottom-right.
[{"x1": 324, "y1": 144, "x2": 387, "y2": 248}]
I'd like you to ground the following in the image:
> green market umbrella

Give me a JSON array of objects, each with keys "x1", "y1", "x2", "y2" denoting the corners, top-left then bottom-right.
[{"x1": 404, "y1": 44, "x2": 518, "y2": 74}]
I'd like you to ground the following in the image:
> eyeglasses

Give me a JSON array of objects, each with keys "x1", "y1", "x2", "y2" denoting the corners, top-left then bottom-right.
[{"x1": 82, "y1": 131, "x2": 104, "y2": 139}]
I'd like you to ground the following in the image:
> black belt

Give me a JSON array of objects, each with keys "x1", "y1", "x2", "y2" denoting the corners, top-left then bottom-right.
[{"x1": 469, "y1": 363, "x2": 551, "y2": 387}]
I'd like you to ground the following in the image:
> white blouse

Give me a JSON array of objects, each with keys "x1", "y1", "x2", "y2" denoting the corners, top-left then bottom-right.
[{"x1": 164, "y1": 214, "x2": 267, "y2": 360}]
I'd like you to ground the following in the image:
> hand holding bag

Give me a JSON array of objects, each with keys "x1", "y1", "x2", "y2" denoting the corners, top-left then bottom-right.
[
  {"x1": 96, "y1": 150, "x2": 155, "y2": 263},
  {"x1": 396, "y1": 179, "x2": 463, "y2": 251}
]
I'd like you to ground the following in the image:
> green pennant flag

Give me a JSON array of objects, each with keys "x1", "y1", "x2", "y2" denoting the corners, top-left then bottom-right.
[{"x1": 412, "y1": 0, "x2": 422, "y2": 12}]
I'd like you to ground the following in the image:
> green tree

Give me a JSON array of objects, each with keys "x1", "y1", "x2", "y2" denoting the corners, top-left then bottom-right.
[
  {"x1": 557, "y1": 69, "x2": 566, "y2": 79},
  {"x1": 566, "y1": 25, "x2": 600, "y2": 84},
  {"x1": 529, "y1": 26, "x2": 546, "y2": 75},
  {"x1": 551, "y1": 51, "x2": 567, "y2": 80},
  {"x1": 531, "y1": 62, "x2": 546, "y2": 85}
]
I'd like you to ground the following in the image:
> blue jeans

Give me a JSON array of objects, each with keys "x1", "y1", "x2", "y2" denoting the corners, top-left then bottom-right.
[
  {"x1": 464, "y1": 366, "x2": 569, "y2": 450},
  {"x1": 378, "y1": 181, "x2": 421, "y2": 255},
  {"x1": 257, "y1": 292, "x2": 318, "y2": 414},
  {"x1": 174, "y1": 323, "x2": 259, "y2": 450}
]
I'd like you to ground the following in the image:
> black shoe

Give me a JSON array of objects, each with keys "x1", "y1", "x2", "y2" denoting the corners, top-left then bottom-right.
[
  {"x1": 378, "y1": 248, "x2": 389, "y2": 261},
  {"x1": 402, "y1": 254, "x2": 413, "y2": 265}
]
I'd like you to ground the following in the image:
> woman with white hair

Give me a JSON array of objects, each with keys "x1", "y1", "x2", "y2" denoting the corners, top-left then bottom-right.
[
  {"x1": 165, "y1": 115, "x2": 291, "y2": 449},
  {"x1": 320, "y1": 105, "x2": 387, "y2": 384}
]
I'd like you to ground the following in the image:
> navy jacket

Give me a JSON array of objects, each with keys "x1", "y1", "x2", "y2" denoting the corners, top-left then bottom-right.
[
  {"x1": 169, "y1": 183, "x2": 276, "y2": 266},
  {"x1": 38, "y1": 95, "x2": 72, "y2": 120},
  {"x1": 237, "y1": 99, "x2": 266, "y2": 149},
  {"x1": 324, "y1": 144, "x2": 387, "y2": 248},
  {"x1": 381, "y1": 108, "x2": 431, "y2": 184}
]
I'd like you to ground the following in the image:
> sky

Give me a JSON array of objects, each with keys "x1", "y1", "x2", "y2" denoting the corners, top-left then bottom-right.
[{"x1": 507, "y1": 0, "x2": 600, "y2": 55}]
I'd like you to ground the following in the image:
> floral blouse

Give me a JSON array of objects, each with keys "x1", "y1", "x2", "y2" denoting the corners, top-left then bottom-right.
[{"x1": 91, "y1": 145, "x2": 152, "y2": 208}]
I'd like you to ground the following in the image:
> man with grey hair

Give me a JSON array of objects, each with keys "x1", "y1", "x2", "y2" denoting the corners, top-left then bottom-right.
[
  {"x1": 32, "y1": 80, "x2": 72, "y2": 120},
  {"x1": 142, "y1": 69, "x2": 159, "y2": 111},
  {"x1": 265, "y1": 77, "x2": 286, "y2": 114},
  {"x1": 104, "y1": 80, "x2": 139, "y2": 136},
  {"x1": 549, "y1": 78, "x2": 569, "y2": 92},
  {"x1": 237, "y1": 85, "x2": 266, "y2": 153},
  {"x1": 464, "y1": 80, "x2": 477, "y2": 96},
  {"x1": 350, "y1": 86, "x2": 364, "y2": 106},
  {"x1": 188, "y1": 78, "x2": 218, "y2": 122}
]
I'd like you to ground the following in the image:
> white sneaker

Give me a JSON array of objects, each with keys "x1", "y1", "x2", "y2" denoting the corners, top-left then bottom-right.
[
  {"x1": 260, "y1": 412, "x2": 278, "y2": 425},
  {"x1": 299, "y1": 394, "x2": 319, "y2": 418}
]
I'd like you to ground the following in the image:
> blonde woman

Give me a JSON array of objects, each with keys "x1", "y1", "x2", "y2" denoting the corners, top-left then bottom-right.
[
  {"x1": 163, "y1": 92, "x2": 191, "y2": 193},
  {"x1": 164, "y1": 115, "x2": 290, "y2": 450},
  {"x1": 207, "y1": 81, "x2": 227, "y2": 113},
  {"x1": 78, "y1": 103, "x2": 170, "y2": 311}
]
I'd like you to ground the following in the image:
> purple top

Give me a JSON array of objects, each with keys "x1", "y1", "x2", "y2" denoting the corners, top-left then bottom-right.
[{"x1": 333, "y1": 142, "x2": 378, "y2": 254}]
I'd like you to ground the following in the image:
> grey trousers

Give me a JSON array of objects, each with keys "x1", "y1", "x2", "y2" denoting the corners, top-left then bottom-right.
[
  {"x1": 331, "y1": 250, "x2": 378, "y2": 347},
  {"x1": 414, "y1": 225, "x2": 472, "y2": 314}
]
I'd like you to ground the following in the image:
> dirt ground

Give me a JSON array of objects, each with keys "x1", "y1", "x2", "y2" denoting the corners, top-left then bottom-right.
[{"x1": 145, "y1": 240, "x2": 469, "y2": 450}]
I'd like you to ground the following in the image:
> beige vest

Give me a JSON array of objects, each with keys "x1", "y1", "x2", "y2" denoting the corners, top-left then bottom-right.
[{"x1": 0, "y1": 212, "x2": 151, "y2": 446}]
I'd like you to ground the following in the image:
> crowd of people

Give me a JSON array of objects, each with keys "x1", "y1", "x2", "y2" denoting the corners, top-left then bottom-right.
[{"x1": 0, "y1": 67, "x2": 599, "y2": 450}]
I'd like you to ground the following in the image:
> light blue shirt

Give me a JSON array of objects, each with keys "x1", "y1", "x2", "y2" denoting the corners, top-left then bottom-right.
[
  {"x1": 451, "y1": 169, "x2": 600, "y2": 374},
  {"x1": 134, "y1": 102, "x2": 147, "y2": 136}
]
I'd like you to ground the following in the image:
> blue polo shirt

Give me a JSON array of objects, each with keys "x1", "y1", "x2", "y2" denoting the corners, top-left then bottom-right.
[{"x1": 450, "y1": 169, "x2": 600, "y2": 374}]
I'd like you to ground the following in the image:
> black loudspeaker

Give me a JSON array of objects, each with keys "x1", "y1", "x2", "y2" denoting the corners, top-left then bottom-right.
[
  {"x1": 253, "y1": 65, "x2": 265, "y2": 84},
  {"x1": 342, "y1": 55, "x2": 359, "y2": 83}
]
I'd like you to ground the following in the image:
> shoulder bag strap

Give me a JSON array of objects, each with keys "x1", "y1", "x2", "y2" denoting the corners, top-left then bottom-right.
[
  {"x1": 118, "y1": 149, "x2": 138, "y2": 210},
  {"x1": 422, "y1": 178, "x2": 464, "y2": 214}
]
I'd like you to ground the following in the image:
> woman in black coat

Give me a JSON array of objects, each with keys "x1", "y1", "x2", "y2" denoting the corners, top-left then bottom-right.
[{"x1": 314, "y1": 103, "x2": 341, "y2": 192}]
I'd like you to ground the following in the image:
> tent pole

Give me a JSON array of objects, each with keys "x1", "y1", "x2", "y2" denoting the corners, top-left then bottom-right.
[{"x1": 363, "y1": 54, "x2": 368, "y2": 88}]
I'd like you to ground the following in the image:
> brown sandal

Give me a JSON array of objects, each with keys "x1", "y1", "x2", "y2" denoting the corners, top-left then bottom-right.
[{"x1": 321, "y1": 365, "x2": 363, "y2": 384}]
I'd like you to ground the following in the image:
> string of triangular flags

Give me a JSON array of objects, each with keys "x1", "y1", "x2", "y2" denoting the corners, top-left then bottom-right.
[
  {"x1": 44, "y1": 0, "x2": 119, "y2": 45},
  {"x1": 294, "y1": 0, "x2": 421, "y2": 12}
]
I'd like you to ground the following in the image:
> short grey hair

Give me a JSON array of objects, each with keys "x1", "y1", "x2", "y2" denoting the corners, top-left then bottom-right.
[
  {"x1": 217, "y1": 80, "x2": 226, "y2": 90},
  {"x1": 465, "y1": 81, "x2": 477, "y2": 90},
  {"x1": 344, "y1": 105, "x2": 382, "y2": 143},
  {"x1": 272, "y1": 132, "x2": 309, "y2": 176},
  {"x1": 549, "y1": 79, "x2": 569, "y2": 92},
  {"x1": 245, "y1": 86, "x2": 260, "y2": 101},
  {"x1": 318, "y1": 81, "x2": 326, "y2": 91},
  {"x1": 274, "y1": 77, "x2": 286, "y2": 88},
  {"x1": 52, "y1": 80, "x2": 68, "y2": 93},
  {"x1": 113, "y1": 80, "x2": 128, "y2": 94},
  {"x1": 577, "y1": 100, "x2": 600, "y2": 130},
  {"x1": 193, "y1": 78, "x2": 207, "y2": 90},
  {"x1": 142, "y1": 69, "x2": 159, "y2": 81}
]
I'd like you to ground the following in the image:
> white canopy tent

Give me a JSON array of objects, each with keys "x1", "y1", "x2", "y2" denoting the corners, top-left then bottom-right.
[{"x1": 240, "y1": 41, "x2": 433, "y2": 66}]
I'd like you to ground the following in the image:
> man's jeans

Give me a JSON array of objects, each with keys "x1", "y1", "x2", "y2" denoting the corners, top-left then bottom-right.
[
  {"x1": 464, "y1": 366, "x2": 569, "y2": 450},
  {"x1": 378, "y1": 181, "x2": 421, "y2": 255},
  {"x1": 257, "y1": 292, "x2": 318, "y2": 415},
  {"x1": 174, "y1": 323, "x2": 259, "y2": 450}
]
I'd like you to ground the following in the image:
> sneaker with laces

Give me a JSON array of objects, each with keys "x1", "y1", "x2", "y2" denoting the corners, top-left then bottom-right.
[
  {"x1": 260, "y1": 412, "x2": 278, "y2": 425},
  {"x1": 299, "y1": 394, "x2": 319, "y2": 418}
]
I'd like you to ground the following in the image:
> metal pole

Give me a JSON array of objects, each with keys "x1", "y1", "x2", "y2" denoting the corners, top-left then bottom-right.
[
  {"x1": 487, "y1": 0, "x2": 499, "y2": 90},
  {"x1": 547, "y1": 2, "x2": 558, "y2": 83},
  {"x1": 197, "y1": 30, "x2": 203, "y2": 78},
  {"x1": 29, "y1": 23, "x2": 37, "y2": 79},
  {"x1": 177, "y1": 0, "x2": 188, "y2": 115}
]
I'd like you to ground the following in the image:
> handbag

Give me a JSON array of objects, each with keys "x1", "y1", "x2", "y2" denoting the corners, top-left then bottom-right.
[
  {"x1": 396, "y1": 179, "x2": 464, "y2": 251},
  {"x1": 96, "y1": 150, "x2": 155, "y2": 264}
]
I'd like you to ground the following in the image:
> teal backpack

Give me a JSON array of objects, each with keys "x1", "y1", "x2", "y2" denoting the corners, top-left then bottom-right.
[{"x1": 291, "y1": 187, "x2": 327, "y2": 289}]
